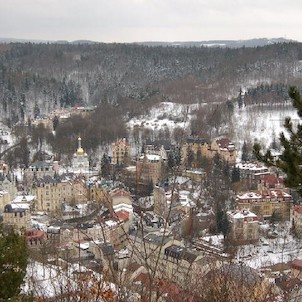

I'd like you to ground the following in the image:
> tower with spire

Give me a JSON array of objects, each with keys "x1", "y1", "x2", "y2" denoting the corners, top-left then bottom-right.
[{"x1": 72, "y1": 137, "x2": 89, "y2": 175}]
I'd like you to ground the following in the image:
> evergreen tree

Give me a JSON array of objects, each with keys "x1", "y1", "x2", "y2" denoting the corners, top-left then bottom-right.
[
  {"x1": 216, "y1": 205, "x2": 230, "y2": 239},
  {"x1": 254, "y1": 86, "x2": 302, "y2": 196},
  {"x1": 101, "y1": 153, "x2": 111, "y2": 178},
  {"x1": 231, "y1": 166, "x2": 240, "y2": 183},
  {"x1": 0, "y1": 227, "x2": 28, "y2": 300},
  {"x1": 33, "y1": 101, "x2": 40, "y2": 118},
  {"x1": 241, "y1": 141, "x2": 249, "y2": 162},
  {"x1": 167, "y1": 146, "x2": 181, "y2": 171},
  {"x1": 237, "y1": 87, "x2": 244, "y2": 109},
  {"x1": 186, "y1": 146, "x2": 194, "y2": 168}
]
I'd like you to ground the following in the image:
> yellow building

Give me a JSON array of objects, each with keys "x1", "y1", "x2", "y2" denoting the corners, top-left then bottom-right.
[
  {"x1": 3, "y1": 204, "x2": 31, "y2": 230},
  {"x1": 236, "y1": 189, "x2": 292, "y2": 221},
  {"x1": 0, "y1": 190, "x2": 11, "y2": 212},
  {"x1": 182, "y1": 137, "x2": 237, "y2": 165},
  {"x1": 112, "y1": 138, "x2": 130, "y2": 165},
  {"x1": 209, "y1": 138, "x2": 237, "y2": 164},
  {"x1": 32, "y1": 174, "x2": 89, "y2": 213}
]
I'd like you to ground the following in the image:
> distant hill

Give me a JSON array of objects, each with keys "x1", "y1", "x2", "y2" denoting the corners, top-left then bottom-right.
[
  {"x1": 0, "y1": 39, "x2": 302, "y2": 124},
  {"x1": 0, "y1": 37, "x2": 296, "y2": 48},
  {"x1": 0, "y1": 37, "x2": 100, "y2": 44},
  {"x1": 134, "y1": 38, "x2": 296, "y2": 48}
]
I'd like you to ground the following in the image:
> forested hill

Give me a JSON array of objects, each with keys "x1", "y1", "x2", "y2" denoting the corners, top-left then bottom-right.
[{"x1": 1, "y1": 42, "x2": 302, "y2": 124}]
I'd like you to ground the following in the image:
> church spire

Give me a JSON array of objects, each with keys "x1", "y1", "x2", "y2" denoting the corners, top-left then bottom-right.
[{"x1": 76, "y1": 137, "x2": 84, "y2": 156}]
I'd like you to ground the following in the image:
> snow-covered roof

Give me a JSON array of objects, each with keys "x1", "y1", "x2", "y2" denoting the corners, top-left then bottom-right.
[
  {"x1": 113, "y1": 203, "x2": 133, "y2": 213},
  {"x1": 79, "y1": 242, "x2": 89, "y2": 250},
  {"x1": 237, "y1": 189, "x2": 292, "y2": 200},
  {"x1": 141, "y1": 154, "x2": 161, "y2": 162},
  {"x1": 228, "y1": 209, "x2": 257, "y2": 219},
  {"x1": 236, "y1": 162, "x2": 268, "y2": 171},
  {"x1": 10, "y1": 203, "x2": 31, "y2": 210},
  {"x1": 12, "y1": 195, "x2": 36, "y2": 203},
  {"x1": 105, "y1": 220, "x2": 118, "y2": 227}
]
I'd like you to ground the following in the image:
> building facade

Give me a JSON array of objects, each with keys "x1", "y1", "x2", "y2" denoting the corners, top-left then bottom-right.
[
  {"x1": 227, "y1": 209, "x2": 259, "y2": 244},
  {"x1": 236, "y1": 189, "x2": 292, "y2": 221},
  {"x1": 111, "y1": 138, "x2": 130, "y2": 165}
]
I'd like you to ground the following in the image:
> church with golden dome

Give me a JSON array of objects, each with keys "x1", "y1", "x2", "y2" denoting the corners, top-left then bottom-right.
[{"x1": 72, "y1": 137, "x2": 89, "y2": 175}]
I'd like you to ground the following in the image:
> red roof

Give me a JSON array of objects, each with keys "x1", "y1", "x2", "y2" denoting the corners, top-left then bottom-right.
[
  {"x1": 216, "y1": 138, "x2": 231, "y2": 148},
  {"x1": 262, "y1": 174, "x2": 283, "y2": 186},
  {"x1": 25, "y1": 229, "x2": 46, "y2": 240},
  {"x1": 292, "y1": 259, "x2": 302, "y2": 270},
  {"x1": 114, "y1": 210, "x2": 129, "y2": 222},
  {"x1": 294, "y1": 205, "x2": 302, "y2": 215}
]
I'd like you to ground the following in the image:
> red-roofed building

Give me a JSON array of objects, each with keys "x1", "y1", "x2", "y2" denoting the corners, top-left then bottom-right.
[
  {"x1": 209, "y1": 137, "x2": 237, "y2": 164},
  {"x1": 114, "y1": 210, "x2": 129, "y2": 222},
  {"x1": 258, "y1": 174, "x2": 285, "y2": 191},
  {"x1": 236, "y1": 189, "x2": 292, "y2": 221},
  {"x1": 291, "y1": 259, "x2": 302, "y2": 280},
  {"x1": 25, "y1": 229, "x2": 46, "y2": 247},
  {"x1": 291, "y1": 205, "x2": 302, "y2": 235}
]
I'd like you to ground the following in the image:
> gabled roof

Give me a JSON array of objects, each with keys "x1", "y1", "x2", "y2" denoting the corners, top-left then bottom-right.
[
  {"x1": 262, "y1": 174, "x2": 283, "y2": 186},
  {"x1": 292, "y1": 259, "x2": 302, "y2": 270},
  {"x1": 114, "y1": 210, "x2": 130, "y2": 222},
  {"x1": 29, "y1": 161, "x2": 53, "y2": 168}
]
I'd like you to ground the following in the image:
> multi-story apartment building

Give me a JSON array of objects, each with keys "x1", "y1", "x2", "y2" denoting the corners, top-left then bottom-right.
[
  {"x1": 0, "y1": 174, "x2": 17, "y2": 204},
  {"x1": 227, "y1": 209, "x2": 259, "y2": 244},
  {"x1": 236, "y1": 162, "x2": 270, "y2": 184},
  {"x1": 182, "y1": 137, "x2": 237, "y2": 165},
  {"x1": 129, "y1": 232, "x2": 214, "y2": 288},
  {"x1": 143, "y1": 140, "x2": 172, "y2": 161},
  {"x1": 257, "y1": 174, "x2": 285, "y2": 191},
  {"x1": 163, "y1": 244, "x2": 203, "y2": 285},
  {"x1": 3, "y1": 203, "x2": 31, "y2": 230},
  {"x1": 208, "y1": 138, "x2": 237, "y2": 164},
  {"x1": 236, "y1": 189, "x2": 292, "y2": 221},
  {"x1": 136, "y1": 153, "x2": 162, "y2": 185},
  {"x1": 24, "y1": 160, "x2": 59, "y2": 186},
  {"x1": 32, "y1": 174, "x2": 88, "y2": 213},
  {"x1": 111, "y1": 138, "x2": 130, "y2": 165}
]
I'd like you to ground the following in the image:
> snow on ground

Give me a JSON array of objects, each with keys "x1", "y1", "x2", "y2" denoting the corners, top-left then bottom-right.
[
  {"x1": 22, "y1": 260, "x2": 108, "y2": 299},
  {"x1": 233, "y1": 104, "x2": 299, "y2": 153},
  {"x1": 238, "y1": 223, "x2": 302, "y2": 270},
  {"x1": 201, "y1": 222, "x2": 302, "y2": 272},
  {"x1": 127, "y1": 102, "x2": 199, "y2": 131},
  {"x1": 127, "y1": 101, "x2": 300, "y2": 161},
  {"x1": 0, "y1": 123, "x2": 15, "y2": 146}
]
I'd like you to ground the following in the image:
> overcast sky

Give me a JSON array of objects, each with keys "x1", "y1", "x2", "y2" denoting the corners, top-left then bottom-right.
[{"x1": 0, "y1": 0, "x2": 301, "y2": 43}]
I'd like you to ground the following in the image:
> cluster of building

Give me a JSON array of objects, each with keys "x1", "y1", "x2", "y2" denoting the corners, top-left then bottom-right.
[{"x1": 3, "y1": 129, "x2": 302, "y2": 301}]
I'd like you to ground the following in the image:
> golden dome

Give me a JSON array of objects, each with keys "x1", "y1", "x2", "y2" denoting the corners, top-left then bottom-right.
[
  {"x1": 76, "y1": 137, "x2": 85, "y2": 156},
  {"x1": 77, "y1": 147, "x2": 84, "y2": 156}
]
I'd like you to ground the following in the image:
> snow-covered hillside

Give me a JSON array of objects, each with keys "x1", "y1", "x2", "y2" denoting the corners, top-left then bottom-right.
[
  {"x1": 233, "y1": 104, "x2": 298, "y2": 150},
  {"x1": 128, "y1": 102, "x2": 199, "y2": 131},
  {"x1": 127, "y1": 101, "x2": 299, "y2": 159}
]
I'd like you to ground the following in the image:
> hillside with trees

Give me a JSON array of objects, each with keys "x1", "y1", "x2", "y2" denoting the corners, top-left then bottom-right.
[{"x1": 1, "y1": 41, "x2": 302, "y2": 162}]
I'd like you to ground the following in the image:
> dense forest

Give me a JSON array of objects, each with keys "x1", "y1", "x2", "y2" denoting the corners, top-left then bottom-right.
[{"x1": 1, "y1": 42, "x2": 302, "y2": 162}]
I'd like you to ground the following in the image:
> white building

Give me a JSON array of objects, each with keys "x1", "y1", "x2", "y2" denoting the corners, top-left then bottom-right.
[
  {"x1": 227, "y1": 209, "x2": 259, "y2": 244},
  {"x1": 72, "y1": 137, "x2": 89, "y2": 176}
]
